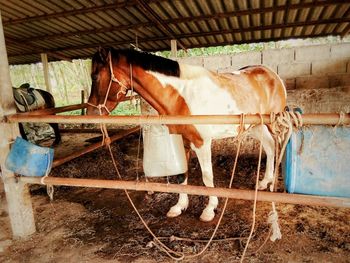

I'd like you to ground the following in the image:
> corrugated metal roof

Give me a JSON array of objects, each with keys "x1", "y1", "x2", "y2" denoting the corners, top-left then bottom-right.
[{"x1": 0, "y1": 0, "x2": 349, "y2": 65}]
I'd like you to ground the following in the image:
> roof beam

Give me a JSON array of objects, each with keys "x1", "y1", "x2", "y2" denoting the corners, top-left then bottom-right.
[
  {"x1": 5, "y1": 37, "x2": 71, "y2": 61},
  {"x1": 9, "y1": 31, "x2": 340, "y2": 65},
  {"x1": 2, "y1": 0, "x2": 145, "y2": 26},
  {"x1": 7, "y1": 0, "x2": 349, "y2": 45},
  {"x1": 3, "y1": 0, "x2": 345, "y2": 27},
  {"x1": 8, "y1": 17, "x2": 350, "y2": 59},
  {"x1": 135, "y1": 0, "x2": 187, "y2": 50}
]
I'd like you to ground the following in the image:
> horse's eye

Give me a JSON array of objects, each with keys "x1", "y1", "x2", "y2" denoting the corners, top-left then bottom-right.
[{"x1": 91, "y1": 74, "x2": 98, "y2": 81}]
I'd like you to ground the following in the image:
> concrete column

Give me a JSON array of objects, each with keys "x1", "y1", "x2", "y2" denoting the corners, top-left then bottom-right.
[{"x1": 0, "y1": 11, "x2": 36, "y2": 238}]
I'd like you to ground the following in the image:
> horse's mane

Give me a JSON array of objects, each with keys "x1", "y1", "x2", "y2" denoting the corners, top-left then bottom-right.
[{"x1": 92, "y1": 47, "x2": 180, "y2": 77}]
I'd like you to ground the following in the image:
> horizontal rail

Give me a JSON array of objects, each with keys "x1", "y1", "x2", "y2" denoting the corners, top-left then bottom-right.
[
  {"x1": 5, "y1": 113, "x2": 350, "y2": 125},
  {"x1": 11, "y1": 96, "x2": 140, "y2": 116},
  {"x1": 60, "y1": 128, "x2": 121, "y2": 133},
  {"x1": 52, "y1": 127, "x2": 140, "y2": 167},
  {"x1": 20, "y1": 103, "x2": 87, "y2": 115},
  {"x1": 20, "y1": 177, "x2": 350, "y2": 208}
]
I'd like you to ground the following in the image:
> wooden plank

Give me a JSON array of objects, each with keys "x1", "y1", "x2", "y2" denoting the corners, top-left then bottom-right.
[
  {"x1": 52, "y1": 127, "x2": 140, "y2": 167},
  {"x1": 60, "y1": 128, "x2": 120, "y2": 133},
  {"x1": 0, "y1": 14, "x2": 36, "y2": 238},
  {"x1": 41, "y1": 53, "x2": 52, "y2": 93},
  {"x1": 171, "y1": 39, "x2": 177, "y2": 58},
  {"x1": 20, "y1": 177, "x2": 350, "y2": 209}
]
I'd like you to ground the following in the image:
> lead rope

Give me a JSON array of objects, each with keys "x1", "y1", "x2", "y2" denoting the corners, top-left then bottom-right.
[
  {"x1": 249, "y1": 110, "x2": 304, "y2": 255},
  {"x1": 106, "y1": 140, "x2": 185, "y2": 260},
  {"x1": 240, "y1": 114, "x2": 264, "y2": 262},
  {"x1": 89, "y1": 54, "x2": 184, "y2": 260},
  {"x1": 186, "y1": 113, "x2": 247, "y2": 259},
  {"x1": 106, "y1": 114, "x2": 248, "y2": 260}
]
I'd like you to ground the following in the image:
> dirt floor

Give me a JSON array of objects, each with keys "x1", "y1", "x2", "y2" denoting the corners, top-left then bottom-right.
[{"x1": 0, "y1": 129, "x2": 349, "y2": 262}]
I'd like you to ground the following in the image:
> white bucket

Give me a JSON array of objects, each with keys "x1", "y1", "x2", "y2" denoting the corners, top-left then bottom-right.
[{"x1": 143, "y1": 125, "x2": 187, "y2": 177}]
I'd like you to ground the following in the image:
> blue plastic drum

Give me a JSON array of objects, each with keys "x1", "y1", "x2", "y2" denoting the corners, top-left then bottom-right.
[{"x1": 284, "y1": 126, "x2": 350, "y2": 198}]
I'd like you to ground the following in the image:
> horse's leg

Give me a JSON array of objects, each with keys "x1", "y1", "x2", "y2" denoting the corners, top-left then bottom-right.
[
  {"x1": 166, "y1": 173, "x2": 189, "y2": 218},
  {"x1": 18, "y1": 123, "x2": 27, "y2": 140},
  {"x1": 249, "y1": 125, "x2": 275, "y2": 190},
  {"x1": 49, "y1": 123, "x2": 61, "y2": 145},
  {"x1": 192, "y1": 139, "x2": 218, "y2": 222},
  {"x1": 166, "y1": 149, "x2": 190, "y2": 218}
]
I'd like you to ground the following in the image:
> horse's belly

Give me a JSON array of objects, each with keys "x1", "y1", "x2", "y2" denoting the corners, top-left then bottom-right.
[{"x1": 194, "y1": 124, "x2": 239, "y2": 140}]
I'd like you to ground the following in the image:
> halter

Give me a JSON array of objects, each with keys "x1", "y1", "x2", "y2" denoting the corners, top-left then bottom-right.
[
  {"x1": 88, "y1": 51, "x2": 130, "y2": 115},
  {"x1": 88, "y1": 51, "x2": 134, "y2": 146}
]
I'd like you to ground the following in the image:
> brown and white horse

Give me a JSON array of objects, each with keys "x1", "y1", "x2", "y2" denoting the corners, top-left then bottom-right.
[{"x1": 87, "y1": 48, "x2": 286, "y2": 222}]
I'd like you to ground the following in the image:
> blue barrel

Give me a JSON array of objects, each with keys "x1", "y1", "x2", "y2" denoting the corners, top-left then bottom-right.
[
  {"x1": 5, "y1": 137, "x2": 54, "y2": 177},
  {"x1": 284, "y1": 125, "x2": 350, "y2": 198}
]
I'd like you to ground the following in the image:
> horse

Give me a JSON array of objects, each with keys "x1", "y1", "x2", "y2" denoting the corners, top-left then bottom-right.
[
  {"x1": 13, "y1": 83, "x2": 61, "y2": 146},
  {"x1": 87, "y1": 47, "x2": 286, "y2": 222}
]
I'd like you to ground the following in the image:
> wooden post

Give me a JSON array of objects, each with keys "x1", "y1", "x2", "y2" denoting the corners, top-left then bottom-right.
[
  {"x1": 0, "y1": 12, "x2": 36, "y2": 238},
  {"x1": 171, "y1": 39, "x2": 177, "y2": 58},
  {"x1": 81, "y1": 90, "x2": 85, "y2": 128},
  {"x1": 40, "y1": 53, "x2": 52, "y2": 93}
]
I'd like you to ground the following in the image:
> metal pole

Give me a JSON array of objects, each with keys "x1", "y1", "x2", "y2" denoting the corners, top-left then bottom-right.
[
  {"x1": 5, "y1": 113, "x2": 350, "y2": 126},
  {"x1": 20, "y1": 176, "x2": 350, "y2": 209}
]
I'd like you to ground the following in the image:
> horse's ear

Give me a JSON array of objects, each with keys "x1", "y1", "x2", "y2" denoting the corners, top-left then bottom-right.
[{"x1": 98, "y1": 47, "x2": 109, "y2": 63}]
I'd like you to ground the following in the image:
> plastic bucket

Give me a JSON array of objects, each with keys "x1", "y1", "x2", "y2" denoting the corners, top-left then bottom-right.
[
  {"x1": 284, "y1": 126, "x2": 350, "y2": 198},
  {"x1": 5, "y1": 137, "x2": 54, "y2": 177},
  {"x1": 143, "y1": 125, "x2": 187, "y2": 177}
]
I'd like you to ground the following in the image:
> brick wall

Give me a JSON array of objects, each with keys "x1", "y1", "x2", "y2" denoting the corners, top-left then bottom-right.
[{"x1": 177, "y1": 42, "x2": 350, "y2": 112}]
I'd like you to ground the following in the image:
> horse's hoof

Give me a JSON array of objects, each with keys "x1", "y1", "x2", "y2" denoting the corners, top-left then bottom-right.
[
  {"x1": 258, "y1": 179, "x2": 271, "y2": 190},
  {"x1": 199, "y1": 209, "x2": 215, "y2": 222},
  {"x1": 166, "y1": 206, "x2": 182, "y2": 218}
]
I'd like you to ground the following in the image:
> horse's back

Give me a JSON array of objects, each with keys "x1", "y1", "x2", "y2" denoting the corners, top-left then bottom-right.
[{"x1": 215, "y1": 65, "x2": 286, "y2": 114}]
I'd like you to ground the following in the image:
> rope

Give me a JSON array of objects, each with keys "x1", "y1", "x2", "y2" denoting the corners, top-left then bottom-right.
[
  {"x1": 185, "y1": 114, "x2": 247, "y2": 259},
  {"x1": 105, "y1": 112, "x2": 248, "y2": 260},
  {"x1": 106, "y1": 141, "x2": 185, "y2": 260},
  {"x1": 240, "y1": 114, "x2": 264, "y2": 263},
  {"x1": 335, "y1": 111, "x2": 345, "y2": 127},
  {"x1": 86, "y1": 52, "x2": 308, "y2": 259}
]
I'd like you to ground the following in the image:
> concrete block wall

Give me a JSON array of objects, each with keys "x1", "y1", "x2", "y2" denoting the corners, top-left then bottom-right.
[
  {"x1": 177, "y1": 42, "x2": 350, "y2": 114},
  {"x1": 177, "y1": 42, "x2": 350, "y2": 92}
]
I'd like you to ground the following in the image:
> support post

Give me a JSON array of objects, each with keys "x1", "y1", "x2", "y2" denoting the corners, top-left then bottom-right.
[
  {"x1": 170, "y1": 39, "x2": 177, "y2": 58},
  {"x1": 0, "y1": 12, "x2": 36, "y2": 238},
  {"x1": 40, "y1": 53, "x2": 52, "y2": 93}
]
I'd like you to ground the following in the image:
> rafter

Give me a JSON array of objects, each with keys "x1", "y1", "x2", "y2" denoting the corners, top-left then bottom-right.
[
  {"x1": 135, "y1": 0, "x2": 187, "y2": 50},
  {"x1": 6, "y1": 0, "x2": 348, "y2": 45},
  {"x1": 7, "y1": 30, "x2": 340, "y2": 65},
  {"x1": 5, "y1": 37, "x2": 71, "y2": 61},
  {"x1": 8, "y1": 17, "x2": 350, "y2": 59},
  {"x1": 2, "y1": 1, "x2": 138, "y2": 26}
]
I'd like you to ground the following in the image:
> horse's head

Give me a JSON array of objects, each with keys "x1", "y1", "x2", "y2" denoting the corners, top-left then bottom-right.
[{"x1": 87, "y1": 47, "x2": 130, "y2": 115}]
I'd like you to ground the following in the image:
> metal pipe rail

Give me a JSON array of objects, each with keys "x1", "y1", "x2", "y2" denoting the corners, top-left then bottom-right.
[
  {"x1": 20, "y1": 176, "x2": 350, "y2": 208},
  {"x1": 5, "y1": 113, "x2": 350, "y2": 125}
]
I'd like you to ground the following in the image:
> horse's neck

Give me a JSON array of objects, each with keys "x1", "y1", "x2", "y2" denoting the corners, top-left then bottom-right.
[
  {"x1": 133, "y1": 69, "x2": 188, "y2": 115},
  {"x1": 178, "y1": 63, "x2": 210, "y2": 79}
]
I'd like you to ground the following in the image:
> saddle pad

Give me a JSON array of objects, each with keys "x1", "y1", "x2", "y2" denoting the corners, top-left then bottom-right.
[{"x1": 13, "y1": 88, "x2": 46, "y2": 112}]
